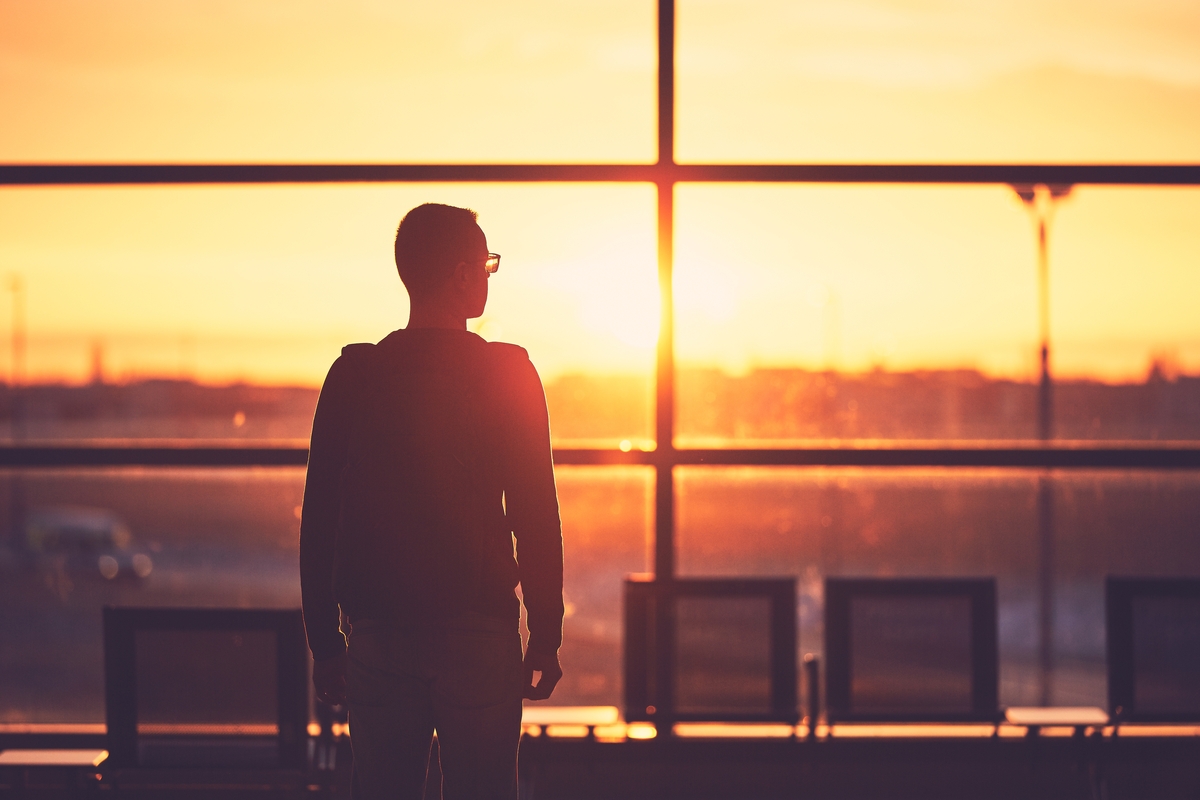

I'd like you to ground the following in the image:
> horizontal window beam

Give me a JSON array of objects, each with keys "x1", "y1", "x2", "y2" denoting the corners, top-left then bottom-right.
[
  {"x1": 680, "y1": 164, "x2": 1200, "y2": 185},
  {"x1": 3, "y1": 163, "x2": 1199, "y2": 186},
  {"x1": 1, "y1": 445, "x2": 1197, "y2": 469},
  {"x1": 0, "y1": 164, "x2": 658, "y2": 185},
  {"x1": 667, "y1": 447, "x2": 1200, "y2": 469}
]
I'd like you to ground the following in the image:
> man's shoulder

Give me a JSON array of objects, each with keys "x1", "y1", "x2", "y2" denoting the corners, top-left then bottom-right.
[
  {"x1": 329, "y1": 335, "x2": 533, "y2": 379},
  {"x1": 483, "y1": 342, "x2": 540, "y2": 384}
]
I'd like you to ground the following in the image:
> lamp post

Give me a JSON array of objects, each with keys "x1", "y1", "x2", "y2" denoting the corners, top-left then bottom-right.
[
  {"x1": 6, "y1": 274, "x2": 26, "y2": 440},
  {"x1": 5, "y1": 274, "x2": 24, "y2": 552},
  {"x1": 1012, "y1": 183, "x2": 1071, "y2": 706},
  {"x1": 1013, "y1": 184, "x2": 1071, "y2": 440}
]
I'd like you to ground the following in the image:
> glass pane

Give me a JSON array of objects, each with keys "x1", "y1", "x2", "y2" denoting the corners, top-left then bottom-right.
[
  {"x1": 552, "y1": 466, "x2": 654, "y2": 707},
  {"x1": 0, "y1": 184, "x2": 657, "y2": 446},
  {"x1": 678, "y1": 0, "x2": 1200, "y2": 163},
  {"x1": 0, "y1": 465, "x2": 649, "y2": 722},
  {"x1": 1, "y1": 1, "x2": 654, "y2": 163},
  {"x1": 675, "y1": 184, "x2": 1200, "y2": 444},
  {"x1": 676, "y1": 467, "x2": 1200, "y2": 708},
  {"x1": 0, "y1": 469, "x2": 305, "y2": 723}
]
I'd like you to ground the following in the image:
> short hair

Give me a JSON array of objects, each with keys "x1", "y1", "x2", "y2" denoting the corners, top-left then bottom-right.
[{"x1": 393, "y1": 203, "x2": 480, "y2": 295}]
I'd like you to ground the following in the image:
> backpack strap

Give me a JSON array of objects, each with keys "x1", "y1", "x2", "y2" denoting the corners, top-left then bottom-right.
[
  {"x1": 336, "y1": 343, "x2": 377, "y2": 387},
  {"x1": 340, "y1": 342, "x2": 376, "y2": 360}
]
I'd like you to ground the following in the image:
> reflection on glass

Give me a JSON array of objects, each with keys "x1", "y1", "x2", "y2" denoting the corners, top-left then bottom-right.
[
  {"x1": 849, "y1": 596, "x2": 972, "y2": 715},
  {"x1": 675, "y1": 596, "x2": 772, "y2": 715},
  {"x1": 1132, "y1": 596, "x2": 1200, "y2": 715}
]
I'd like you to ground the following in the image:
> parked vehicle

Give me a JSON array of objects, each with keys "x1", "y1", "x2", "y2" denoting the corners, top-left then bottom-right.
[{"x1": 24, "y1": 507, "x2": 153, "y2": 582}]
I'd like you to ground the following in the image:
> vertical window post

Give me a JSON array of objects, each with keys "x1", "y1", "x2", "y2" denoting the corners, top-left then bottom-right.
[
  {"x1": 653, "y1": 0, "x2": 678, "y2": 726},
  {"x1": 654, "y1": 0, "x2": 676, "y2": 583}
]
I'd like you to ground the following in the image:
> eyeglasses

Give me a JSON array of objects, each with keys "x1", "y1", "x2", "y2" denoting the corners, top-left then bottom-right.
[{"x1": 484, "y1": 253, "x2": 501, "y2": 274}]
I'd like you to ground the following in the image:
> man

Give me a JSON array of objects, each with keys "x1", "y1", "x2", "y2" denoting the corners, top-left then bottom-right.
[{"x1": 300, "y1": 203, "x2": 564, "y2": 799}]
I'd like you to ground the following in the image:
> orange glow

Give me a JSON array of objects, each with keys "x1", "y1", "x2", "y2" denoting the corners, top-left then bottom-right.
[
  {"x1": 1115, "y1": 725, "x2": 1200, "y2": 737},
  {"x1": 828, "y1": 724, "x2": 999, "y2": 738},
  {"x1": 521, "y1": 705, "x2": 620, "y2": 726},
  {"x1": 626, "y1": 722, "x2": 657, "y2": 740},
  {"x1": 544, "y1": 724, "x2": 591, "y2": 738},
  {"x1": 673, "y1": 723, "x2": 796, "y2": 738},
  {"x1": 0, "y1": 750, "x2": 109, "y2": 766},
  {"x1": 136, "y1": 723, "x2": 278, "y2": 735}
]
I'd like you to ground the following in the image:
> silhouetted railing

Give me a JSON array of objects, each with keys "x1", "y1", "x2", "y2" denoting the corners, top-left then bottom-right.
[{"x1": 1, "y1": 443, "x2": 1199, "y2": 468}]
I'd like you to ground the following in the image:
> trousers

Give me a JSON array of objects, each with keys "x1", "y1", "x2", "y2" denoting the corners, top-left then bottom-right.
[{"x1": 346, "y1": 615, "x2": 524, "y2": 800}]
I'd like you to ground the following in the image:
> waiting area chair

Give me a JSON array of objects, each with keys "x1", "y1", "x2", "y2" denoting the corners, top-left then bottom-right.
[
  {"x1": 823, "y1": 577, "x2": 999, "y2": 723},
  {"x1": 1107, "y1": 576, "x2": 1200, "y2": 724},
  {"x1": 103, "y1": 607, "x2": 309, "y2": 783},
  {"x1": 624, "y1": 575, "x2": 798, "y2": 724}
]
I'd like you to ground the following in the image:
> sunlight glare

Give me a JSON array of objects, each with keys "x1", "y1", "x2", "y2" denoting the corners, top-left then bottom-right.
[
  {"x1": 550, "y1": 254, "x2": 659, "y2": 351},
  {"x1": 675, "y1": 257, "x2": 739, "y2": 323}
]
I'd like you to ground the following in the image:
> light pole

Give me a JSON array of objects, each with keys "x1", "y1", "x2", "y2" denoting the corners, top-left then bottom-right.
[
  {"x1": 1013, "y1": 184, "x2": 1071, "y2": 440},
  {"x1": 5, "y1": 274, "x2": 25, "y2": 552},
  {"x1": 8, "y1": 274, "x2": 24, "y2": 393},
  {"x1": 1012, "y1": 183, "x2": 1072, "y2": 706}
]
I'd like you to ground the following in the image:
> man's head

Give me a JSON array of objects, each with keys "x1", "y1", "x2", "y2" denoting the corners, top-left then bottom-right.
[{"x1": 394, "y1": 203, "x2": 491, "y2": 324}]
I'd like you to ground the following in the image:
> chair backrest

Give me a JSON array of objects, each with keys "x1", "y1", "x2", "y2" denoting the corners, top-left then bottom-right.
[
  {"x1": 1106, "y1": 577, "x2": 1200, "y2": 722},
  {"x1": 104, "y1": 607, "x2": 307, "y2": 769},
  {"x1": 824, "y1": 577, "x2": 998, "y2": 723},
  {"x1": 624, "y1": 576, "x2": 797, "y2": 724}
]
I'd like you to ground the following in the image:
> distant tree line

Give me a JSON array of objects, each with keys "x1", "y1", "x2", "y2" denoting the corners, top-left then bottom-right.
[{"x1": 1, "y1": 367, "x2": 1198, "y2": 442}]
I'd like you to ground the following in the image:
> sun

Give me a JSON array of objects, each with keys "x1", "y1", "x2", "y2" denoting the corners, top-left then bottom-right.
[
  {"x1": 577, "y1": 285, "x2": 660, "y2": 350},
  {"x1": 552, "y1": 253, "x2": 661, "y2": 351}
]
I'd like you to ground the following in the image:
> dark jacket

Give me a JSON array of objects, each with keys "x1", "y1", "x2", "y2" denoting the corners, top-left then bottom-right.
[{"x1": 300, "y1": 328, "x2": 564, "y2": 662}]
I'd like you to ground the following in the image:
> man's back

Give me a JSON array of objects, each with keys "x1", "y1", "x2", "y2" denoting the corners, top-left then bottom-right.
[{"x1": 300, "y1": 327, "x2": 563, "y2": 661}]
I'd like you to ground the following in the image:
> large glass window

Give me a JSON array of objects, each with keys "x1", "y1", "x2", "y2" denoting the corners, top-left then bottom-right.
[
  {"x1": 678, "y1": 0, "x2": 1200, "y2": 163},
  {"x1": 675, "y1": 184, "x2": 1200, "y2": 444},
  {"x1": 0, "y1": 184, "x2": 657, "y2": 444},
  {"x1": 1, "y1": 1, "x2": 655, "y2": 163},
  {"x1": 2, "y1": 1, "x2": 1198, "y2": 725}
]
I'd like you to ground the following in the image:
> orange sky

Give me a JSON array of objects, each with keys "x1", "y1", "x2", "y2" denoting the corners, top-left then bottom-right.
[{"x1": 1, "y1": 0, "x2": 1198, "y2": 385}]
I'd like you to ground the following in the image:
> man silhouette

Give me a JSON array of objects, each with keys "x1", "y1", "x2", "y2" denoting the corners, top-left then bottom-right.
[{"x1": 300, "y1": 203, "x2": 564, "y2": 799}]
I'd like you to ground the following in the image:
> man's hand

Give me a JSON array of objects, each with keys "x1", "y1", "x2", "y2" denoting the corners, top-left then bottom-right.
[
  {"x1": 313, "y1": 653, "x2": 347, "y2": 706},
  {"x1": 523, "y1": 648, "x2": 562, "y2": 701}
]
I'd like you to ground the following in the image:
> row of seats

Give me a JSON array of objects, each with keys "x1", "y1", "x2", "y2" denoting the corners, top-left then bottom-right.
[
  {"x1": 95, "y1": 575, "x2": 1198, "y2": 769},
  {"x1": 624, "y1": 575, "x2": 1200, "y2": 726}
]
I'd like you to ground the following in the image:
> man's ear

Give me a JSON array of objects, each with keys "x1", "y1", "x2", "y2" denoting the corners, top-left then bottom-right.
[{"x1": 452, "y1": 261, "x2": 471, "y2": 287}]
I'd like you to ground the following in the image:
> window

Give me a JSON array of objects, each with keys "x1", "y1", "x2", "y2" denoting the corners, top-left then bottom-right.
[{"x1": 2, "y1": 0, "x2": 1198, "y2": 722}]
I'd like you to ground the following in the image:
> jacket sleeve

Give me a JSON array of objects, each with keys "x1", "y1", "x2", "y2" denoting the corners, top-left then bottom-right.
[
  {"x1": 500, "y1": 349, "x2": 565, "y2": 657},
  {"x1": 300, "y1": 354, "x2": 355, "y2": 662}
]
